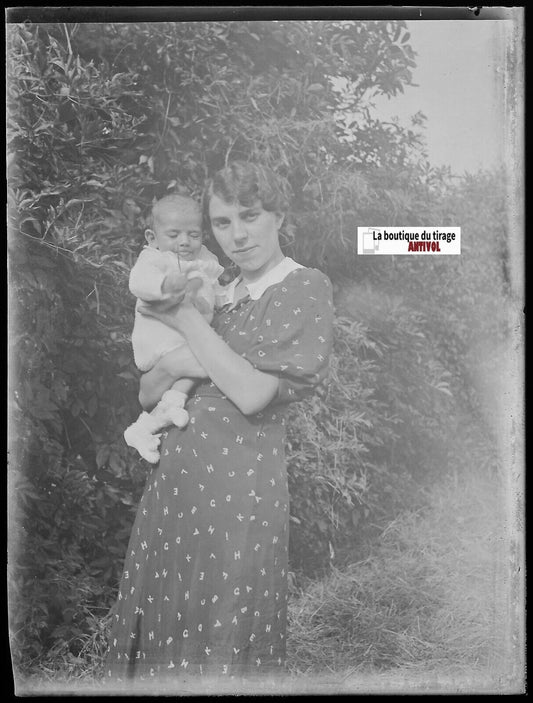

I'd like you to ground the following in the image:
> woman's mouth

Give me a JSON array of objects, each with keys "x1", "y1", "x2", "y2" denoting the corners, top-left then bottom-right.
[{"x1": 233, "y1": 245, "x2": 257, "y2": 255}]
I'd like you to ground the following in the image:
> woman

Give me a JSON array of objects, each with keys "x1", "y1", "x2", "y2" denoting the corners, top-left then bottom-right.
[{"x1": 105, "y1": 161, "x2": 334, "y2": 684}]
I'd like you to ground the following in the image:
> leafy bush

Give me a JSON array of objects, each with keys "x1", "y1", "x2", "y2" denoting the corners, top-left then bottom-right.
[
  {"x1": 7, "y1": 22, "x2": 155, "y2": 670},
  {"x1": 286, "y1": 166, "x2": 511, "y2": 569}
]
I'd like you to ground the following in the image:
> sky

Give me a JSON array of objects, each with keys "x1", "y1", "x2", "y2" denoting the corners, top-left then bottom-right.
[{"x1": 370, "y1": 20, "x2": 516, "y2": 175}]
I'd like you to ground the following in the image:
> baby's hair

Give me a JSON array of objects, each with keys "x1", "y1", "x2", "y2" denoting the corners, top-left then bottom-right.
[
  {"x1": 148, "y1": 194, "x2": 201, "y2": 231},
  {"x1": 202, "y1": 161, "x2": 289, "y2": 227}
]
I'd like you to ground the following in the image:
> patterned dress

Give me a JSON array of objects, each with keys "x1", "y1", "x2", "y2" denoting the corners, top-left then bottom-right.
[{"x1": 105, "y1": 266, "x2": 333, "y2": 684}]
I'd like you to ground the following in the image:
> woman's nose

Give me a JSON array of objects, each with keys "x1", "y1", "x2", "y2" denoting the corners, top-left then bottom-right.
[{"x1": 232, "y1": 218, "x2": 248, "y2": 242}]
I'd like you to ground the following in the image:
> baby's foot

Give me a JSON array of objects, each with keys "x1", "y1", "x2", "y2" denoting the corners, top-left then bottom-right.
[
  {"x1": 167, "y1": 406, "x2": 189, "y2": 429},
  {"x1": 124, "y1": 424, "x2": 161, "y2": 463},
  {"x1": 158, "y1": 390, "x2": 190, "y2": 429},
  {"x1": 136, "y1": 434, "x2": 161, "y2": 464}
]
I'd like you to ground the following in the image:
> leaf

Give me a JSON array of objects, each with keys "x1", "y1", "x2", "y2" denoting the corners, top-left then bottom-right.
[
  {"x1": 108, "y1": 454, "x2": 125, "y2": 477},
  {"x1": 87, "y1": 394, "x2": 98, "y2": 417},
  {"x1": 20, "y1": 216, "x2": 42, "y2": 234},
  {"x1": 389, "y1": 45, "x2": 404, "y2": 59},
  {"x1": 435, "y1": 384, "x2": 453, "y2": 397},
  {"x1": 29, "y1": 404, "x2": 58, "y2": 420},
  {"x1": 64, "y1": 198, "x2": 94, "y2": 209},
  {"x1": 95, "y1": 446, "x2": 110, "y2": 469}
]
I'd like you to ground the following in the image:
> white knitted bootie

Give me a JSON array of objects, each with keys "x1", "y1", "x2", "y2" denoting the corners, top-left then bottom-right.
[
  {"x1": 124, "y1": 411, "x2": 162, "y2": 463},
  {"x1": 153, "y1": 389, "x2": 190, "y2": 429}
]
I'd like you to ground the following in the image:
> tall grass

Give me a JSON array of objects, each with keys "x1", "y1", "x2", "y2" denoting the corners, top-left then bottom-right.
[{"x1": 287, "y1": 464, "x2": 523, "y2": 693}]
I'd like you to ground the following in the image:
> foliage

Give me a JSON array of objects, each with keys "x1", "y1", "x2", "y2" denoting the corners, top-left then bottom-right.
[
  {"x1": 286, "y1": 166, "x2": 510, "y2": 569},
  {"x1": 7, "y1": 18, "x2": 509, "y2": 674}
]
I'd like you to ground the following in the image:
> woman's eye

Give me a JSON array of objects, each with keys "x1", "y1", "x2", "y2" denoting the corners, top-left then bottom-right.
[{"x1": 243, "y1": 212, "x2": 259, "y2": 221}]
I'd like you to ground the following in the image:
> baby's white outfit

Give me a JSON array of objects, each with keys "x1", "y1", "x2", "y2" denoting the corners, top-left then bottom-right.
[
  {"x1": 130, "y1": 244, "x2": 224, "y2": 372},
  {"x1": 124, "y1": 245, "x2": 224, "y2": 463}
]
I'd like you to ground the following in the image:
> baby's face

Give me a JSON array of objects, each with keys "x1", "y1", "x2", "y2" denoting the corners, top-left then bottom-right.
[{"x1": 150, "y1": 207, "x2": 203, "y2": 260}]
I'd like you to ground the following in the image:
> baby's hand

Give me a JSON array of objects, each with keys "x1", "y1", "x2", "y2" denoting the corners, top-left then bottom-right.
[
  {"x1": 148, "y1": 277, "x2": 202, "y2": 312},
  {"x1": 162, "y1": 271, "x2": 188, "y2": 295},
  {"x1": 201, "y1": 259, "x2": 225, "y2": 280}
]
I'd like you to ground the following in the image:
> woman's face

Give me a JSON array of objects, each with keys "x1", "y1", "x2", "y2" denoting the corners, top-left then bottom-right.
[{"x1": 208, "y1": 194, "x2": 285, "y2": 281}]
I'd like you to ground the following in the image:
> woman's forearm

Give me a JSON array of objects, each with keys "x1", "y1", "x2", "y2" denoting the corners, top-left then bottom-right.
[
  {"x1": 138, "y1": 345, "x2": 208, "y2": 411},
  {"x1": 180, "y1": 307, "x2": 279, "y2": 415}
]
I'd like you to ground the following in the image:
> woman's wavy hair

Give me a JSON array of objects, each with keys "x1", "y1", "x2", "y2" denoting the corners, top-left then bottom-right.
[{"x1": 202, "y1": 161, "x2": 290, "y2": 232}]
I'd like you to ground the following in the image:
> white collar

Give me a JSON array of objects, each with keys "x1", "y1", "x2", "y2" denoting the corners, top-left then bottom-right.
[{"x1": 222, "y1": 257, "x2": 304, "y2": 304}]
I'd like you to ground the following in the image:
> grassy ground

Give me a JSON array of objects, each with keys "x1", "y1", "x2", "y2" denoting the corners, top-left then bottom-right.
[
  {"x1": 286, "y1": 464, "x2": 524, "y2": 694},
  {"x1": 13, "y1": 464, "x2": 524, "y2": 696}
]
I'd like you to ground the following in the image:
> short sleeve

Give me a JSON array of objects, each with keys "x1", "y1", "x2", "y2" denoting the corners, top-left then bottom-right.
[
  {"x1": 129, "y1": 249, "x2": 169, "y2": 301},
  {"x1": 245, "y1": 268, "x2": 334, "y2": 406}
]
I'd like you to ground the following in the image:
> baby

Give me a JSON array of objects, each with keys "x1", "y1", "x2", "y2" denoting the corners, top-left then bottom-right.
[{"x1": 124, "y1": 194, "x2": 224, "y2": 463}]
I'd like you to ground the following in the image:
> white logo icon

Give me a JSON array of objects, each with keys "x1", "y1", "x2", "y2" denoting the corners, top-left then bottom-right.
[{"x1": 362, "y1": 228, "x2": 381, "y2": 254}]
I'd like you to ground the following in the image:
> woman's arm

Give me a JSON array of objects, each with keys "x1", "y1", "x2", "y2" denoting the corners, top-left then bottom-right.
[
  {"x1": 138, "y1": 303, "x2": 279, "y2": 415},
  {"x1": 138, "y1": 344, "x2": 208, "y2": 411}
]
